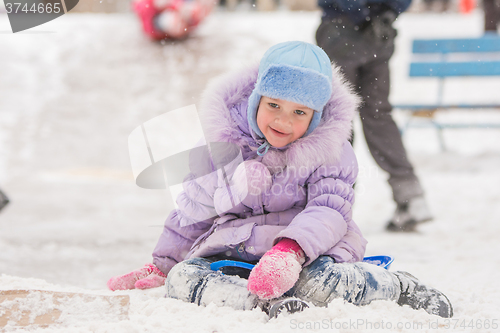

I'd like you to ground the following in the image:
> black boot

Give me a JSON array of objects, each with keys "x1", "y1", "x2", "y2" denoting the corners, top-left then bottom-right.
[
  {"x1": 260, "y1": 297, "x2": 310, "y2": 318},
  {"x1": 0, "y1": 189, "x2": 9, "y2": 213},
  {"x1": 386, "y1": 196, "x2": 433, "y2": 232},
  {"x1": 394, "y1": 271, "x2": 453, "y2": 318}
]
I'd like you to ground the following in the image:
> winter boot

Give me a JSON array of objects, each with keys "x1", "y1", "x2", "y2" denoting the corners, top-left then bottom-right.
[
  {"x1": 387, "y1": 196, "x2": 433, "y2": 232},
  {"x1": 394, "y1": 271, "x2": 453, "y2": 318},
  {"x1": 261, "y1": 297, "x2": 310, "y2": 318}
]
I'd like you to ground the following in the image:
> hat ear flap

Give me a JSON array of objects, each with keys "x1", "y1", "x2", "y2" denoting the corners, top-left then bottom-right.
[
  {"x1": 247, "y1": 90, "x2": 265, "y2": 138},
  {"x1": 305, "y1": 111, "x2": 322, "y2": 137}
]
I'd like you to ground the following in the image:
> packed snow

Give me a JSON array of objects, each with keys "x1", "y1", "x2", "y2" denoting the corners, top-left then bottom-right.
[{"x1": 1, "y1": 7, "x2": 500, "y2": 333}]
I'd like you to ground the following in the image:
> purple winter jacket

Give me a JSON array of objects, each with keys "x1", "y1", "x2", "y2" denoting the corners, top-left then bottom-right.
[{"x1": 152, "y1": 65, "x2": 367, "y2": 276}]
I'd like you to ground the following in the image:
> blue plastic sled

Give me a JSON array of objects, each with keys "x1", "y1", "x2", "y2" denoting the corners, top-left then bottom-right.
[{"x1": 210, "y1": 255, "x2": 394, "y2": 273}]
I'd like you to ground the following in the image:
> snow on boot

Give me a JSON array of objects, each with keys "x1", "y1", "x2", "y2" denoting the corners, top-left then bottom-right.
[
  {"x1": 387, "y1": 196, "x2": 433, "y2": 232},
  {"x1": 394, "y1": 271, "x2": 453, "y2": 318},
  {"x1": 263, "y1": 297, "x2": 311, "y2": 319}
]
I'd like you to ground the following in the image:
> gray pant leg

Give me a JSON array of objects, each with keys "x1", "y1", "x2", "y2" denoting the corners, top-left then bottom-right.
[
  {"x1": 165, "y1": 258, "x2": 258, "y2": 311},
  {"x1": 317, "y1": 19, "x2": 423, "y2": 204},
  {"x1": 291, "y1": 256, "x2": 400, "y2": 307},
  {"x1": 484, "y1": 0, "x2": 500, "y2": 31},
  {"x1": 357, "y1": 54, "x2": 424, "y2": 204}
]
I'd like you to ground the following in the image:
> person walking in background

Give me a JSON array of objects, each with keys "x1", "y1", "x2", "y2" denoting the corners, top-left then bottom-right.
[
  {"x1": 316, "y1": 0, "x2": 432, "y2": 232},
  {"x1": 0, "y1": 188, "x2": 9, "y2": 213},
  {"x1": 132, "y1": 0, "x2": 215, "y2": 40},
  {"x1": 484, "y1": 0, "x2": 500, "y2": 33}
]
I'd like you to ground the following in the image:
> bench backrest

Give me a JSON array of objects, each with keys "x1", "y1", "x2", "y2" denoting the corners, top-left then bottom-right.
[{"x1": 409, "y1": 36, "x2": 500, "y2": 77}]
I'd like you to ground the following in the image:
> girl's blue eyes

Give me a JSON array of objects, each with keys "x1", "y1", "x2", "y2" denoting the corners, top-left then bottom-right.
[{"x1": 268, "y1": 103, "x2": 307, "y2": 115}]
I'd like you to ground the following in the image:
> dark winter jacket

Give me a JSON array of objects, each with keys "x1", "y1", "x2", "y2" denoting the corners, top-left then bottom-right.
[
  {"x1": 152, "y1": 65, "x2": 367, "y2": 276},
  {"x1": 318, "y1": 0, "x2": 412, "y2": 25}
]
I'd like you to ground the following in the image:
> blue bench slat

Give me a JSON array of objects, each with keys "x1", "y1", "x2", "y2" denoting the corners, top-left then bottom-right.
[
  {"x1": 403, "y1": 123, "x2": 500, "y2": 129},
  {"x1": 394, "y1": 104, "x2": 500, "y2": 110},
  {"x1": 413, "y1": 37, "x2": 500, "y2": 54},
  {"x1": 402, "y1": 37, "x2": 500, "y2": 150},
  {"x1": 409, "y1": 61, "x2": 500, "y2": 77}
]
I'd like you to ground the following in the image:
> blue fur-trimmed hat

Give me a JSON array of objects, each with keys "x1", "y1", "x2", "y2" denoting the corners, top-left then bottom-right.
[{"x1": 247, "y1": 41, "x2": 333, "y2": 140}]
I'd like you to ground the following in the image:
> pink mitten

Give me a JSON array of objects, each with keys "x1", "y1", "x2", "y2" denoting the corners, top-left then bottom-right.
[
  {"x1": 247, "y1": 238, "x2": 306, "y2": 300},
  {"x1": 107, "y1": 263, "x2": 167, "y2": 291},
  {"x1": 232, "y1": 160, "x2": 272, "y2": 197}
]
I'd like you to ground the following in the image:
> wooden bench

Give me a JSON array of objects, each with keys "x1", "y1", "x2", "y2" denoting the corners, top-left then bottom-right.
[{"x1": 394, "y1": 35, "x2": 500, "y2": 150}]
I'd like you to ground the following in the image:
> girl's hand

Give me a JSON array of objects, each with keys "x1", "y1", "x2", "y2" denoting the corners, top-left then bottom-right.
[
  {"x1": 107, "y1": 263, "x2": 167, "y2": 290},
  {"x1": 247, "y1": 238, "x2": 305, "y2": 299},
  {"x1": 232, "y1": 160, "x2": 272, "y2": 197}
]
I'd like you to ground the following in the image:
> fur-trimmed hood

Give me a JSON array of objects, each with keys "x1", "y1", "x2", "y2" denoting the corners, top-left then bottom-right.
[{"x1": 198, "y1": 64, "x2": 360, "y2": 172}]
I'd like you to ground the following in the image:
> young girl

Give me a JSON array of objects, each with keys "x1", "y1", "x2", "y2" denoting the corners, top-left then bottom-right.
[{"x1": 107, "y1": 41, "x2": 453, "y2": 318}]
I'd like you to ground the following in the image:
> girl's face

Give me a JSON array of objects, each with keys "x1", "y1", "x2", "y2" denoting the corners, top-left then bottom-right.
[{"x1": 256, "y1": 96, "x2": 315, "y2": 148}]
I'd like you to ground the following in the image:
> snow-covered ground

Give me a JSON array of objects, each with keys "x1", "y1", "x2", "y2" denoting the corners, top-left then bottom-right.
[{"x1": 1, "y1": 8, "x2": 500, "y2": 333}]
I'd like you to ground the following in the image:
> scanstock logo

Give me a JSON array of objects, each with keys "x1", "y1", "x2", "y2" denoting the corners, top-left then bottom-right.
[{"x1": 3, "y1": 0, "x2": 79, "y2": 33}]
